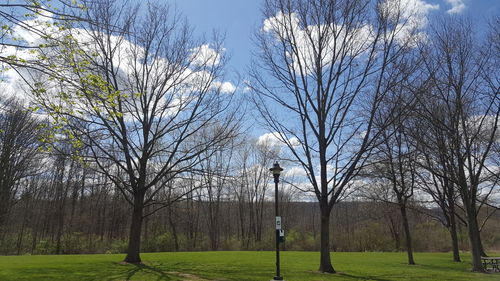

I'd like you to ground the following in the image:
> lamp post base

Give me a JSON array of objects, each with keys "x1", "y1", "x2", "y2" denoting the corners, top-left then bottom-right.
[{"x1": 272, "y1": 277, "x2": 283, "y2": 280}]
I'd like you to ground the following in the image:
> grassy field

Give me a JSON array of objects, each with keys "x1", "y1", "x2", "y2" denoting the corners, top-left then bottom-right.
[{"x1": 0, "y1": 251, "x2": 499, "y2": 280}]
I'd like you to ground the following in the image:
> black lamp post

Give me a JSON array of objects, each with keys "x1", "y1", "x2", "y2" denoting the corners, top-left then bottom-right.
[{"x1": 270, "y1": 162, "x2": 284, "y2": 280}]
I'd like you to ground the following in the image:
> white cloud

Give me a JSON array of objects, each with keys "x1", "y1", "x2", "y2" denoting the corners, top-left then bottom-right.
[
  {"x1": 2, "y1": 18, "x2": 228, "y2": 123},
  {"x1": 257, "y1": 132, "x2": 301, "y2": 148},
  {"x1": 263, "y1": 12, "x2": 375, "y2": 73},
  {"x1": 257, "y1": 132, "x2": 283, "y2": 147},
  {"x1": 262, "y1": 0, "x2": 438, "y2": 72},
  {"x1": 242, "y1": 79, "x2": 252, "y2": 93},
  {"x1": 11, "y1": 10, "x2": 56, "y2": 47},
  {"x1": 1, "y1": 11, "x2": 58, "y2": 104},
  {"x1": 288, "y1": 137, "x2": 300, "y2": 147},
  {"x1": 445, "y1": 0, "x2": 466, "y2": 14},
  {"x1": 283, "y1": 166, "x2": 307, "y2": 178},
  {"x1": 189, "y1": 44, "x2": 222, "y2": 67},
  {"x1": 379, "y1": 0, "x2": 439, "y2": 46},
  {"x1": 465, "y1": 115, "x2": 500, "y2": 142},
  {"x1": 380, "y1": 0, "x2": 439, "y2": 25},
  {"x1": 0, "y1": 67, "x2": 35, "y2": 105},
  {"x1": 213, "y1": 81, "x2": 236, "y2": 94}
]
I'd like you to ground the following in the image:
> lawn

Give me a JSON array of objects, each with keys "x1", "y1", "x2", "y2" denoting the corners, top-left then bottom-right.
[{"x1": 0, "y1": 251, "x2": 498, "y2": 281}]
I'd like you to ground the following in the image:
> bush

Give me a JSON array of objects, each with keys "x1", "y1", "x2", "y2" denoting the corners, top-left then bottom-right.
[
  {"x1": 61, "y1": 232, "x2": 86, "y2": 254},
  {"x1": 106, "y1": 239, "x2": 127, "y2": 254},
  {"x1": 283, "y1": 230, "x2": 317, "y2": 251},
  {"x1": 0, "y1": 234, "x2": 18, "y2": 255},
  {"x1": 142, "y1": 232, "x2": 178, "y2": 252},
  {"x1": 33, "y1": 240, "x2": 56, "y2": 255}
]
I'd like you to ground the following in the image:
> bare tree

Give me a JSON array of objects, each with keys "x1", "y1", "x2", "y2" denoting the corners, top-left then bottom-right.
[
  {"x1": 233, "y1": 138, "x2": 278, "y2": 248},
  {"x1": 367, "y1": 97, "x2": 420, "y2": 265},
  {"x1": 23, "y1": 0, "x2": 238, "y2": 263},
  {"x1": 198, "y1": 136, "x2": 238, "y2": 250},
  {"x1": 364, "y1": 37, "x2": 428, "y2": 265},
  {"x1": 0, "y1": 98, "x2": 42, "y2": 234},
  {"x1": 414, "y1": 101, "x2": 464, "y2": 262},
  {"x1": 251, "y1": 0, "x2": 426, "y2": 272},
  {"x1": 374, "y1": 131, "x2": 419, "y2": 264},
  {"x1": 416, "y1": 17, "x2": 499, "y2": 272}
]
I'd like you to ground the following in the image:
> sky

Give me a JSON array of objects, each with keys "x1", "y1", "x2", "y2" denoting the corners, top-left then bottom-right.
[
  {"x1": 165, "y1": 0, "x2": 500, "y2": 196},
  {"x1": 165, "y1": 0, "x2": 500, "y2": 144},
  {"x1": 1, "y1": 0, "x2": 498, "y2": 140},
  {"x1": 168, "y1": 0, "x2": 500, "y2": 81},
  {"x1": 1, "y1": 0, "x2": 498, "y2": 201},
  {"x1": 167, "y1": 0, "x2": 261, "y2": 76}
]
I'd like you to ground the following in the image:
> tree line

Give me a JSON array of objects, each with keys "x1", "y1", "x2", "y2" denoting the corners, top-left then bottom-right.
[{"x1": 0, "y1": 0, "x2": 499, "y2": 274}]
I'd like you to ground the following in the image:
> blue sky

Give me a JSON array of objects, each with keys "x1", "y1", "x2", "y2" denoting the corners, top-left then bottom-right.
[
  {"x1": 169, "y1": 0, "x2": 499, "y2": 78},
  {"x1": 167, "y1": 0, "x2": 499, "y2": 140},
  {"x1": 168, "y1": 0, "x2": 261, "y2": 76}
]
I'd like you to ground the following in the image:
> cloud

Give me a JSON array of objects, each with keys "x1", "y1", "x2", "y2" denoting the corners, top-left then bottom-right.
[
  {"x1": 213, "y1": 81, "x2": 236, "y2": 94},
  {"x1": 288, "y1": 137, "x2": 300, "y2": 147},
  {"x1": 282, "y1": 166, "x2": 307, "y2": 178},
  {"x1": 257, "y1": 132, "x2": 301, "y2": 148},
  {"x1": 2, "y1": 17, "x2": 228, "y2": 124},
  {"x1": 263, "y1": 12, "x2": 375, "y2": 74},
  {"x1": 465, "y1": 115, "x2": 500, "y2": 142},
  {"x1": 0, "y1": 65, "x2": 36, "y2": 106},
  {"x1": 262, "y1": 0, "x2": 438, "y2": 72},
  {"x1": 445, "y1": 0, "x2": 466, "y2": 14},
  {"x1": 11, "y1": 9, "x2": 56, "y2": 47},
  {"x1": 257, "y1": 132, "x2": 283, "y2": 147},
  {"x1": 1, "y1": 10, "x2": 58, "y2": 105},
  {"x1": 381, "y1": 0, "x2": 439, "y2": 24},
  {"x1": 379, "y1": 0, "x2": 439, "y2": 46},
  {"x1": 242, "y1": 79, "x2": 252, "y2": 93},
  {"x1": 189, "y1": 44, "x2": 222, "y2": 67}
]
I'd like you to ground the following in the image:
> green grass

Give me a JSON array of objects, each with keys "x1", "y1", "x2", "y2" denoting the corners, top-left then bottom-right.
[{"x1": 0, "y1": 251, "x2": 498, "y2": 280}]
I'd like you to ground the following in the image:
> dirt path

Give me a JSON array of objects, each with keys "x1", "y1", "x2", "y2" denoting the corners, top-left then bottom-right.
[{"x1": 168, "y1": 271, "x2": 220, "y2": 281}]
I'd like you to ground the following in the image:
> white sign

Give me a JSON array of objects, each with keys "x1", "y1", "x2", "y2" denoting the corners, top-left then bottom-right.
[{"x1": 275, "y1": 216, "x2": 282, "y2": 230}]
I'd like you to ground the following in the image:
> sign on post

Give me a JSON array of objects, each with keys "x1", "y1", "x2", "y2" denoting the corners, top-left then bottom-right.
[{"x1": 275, "y1": 216, "x2": 282, "y2": 230}]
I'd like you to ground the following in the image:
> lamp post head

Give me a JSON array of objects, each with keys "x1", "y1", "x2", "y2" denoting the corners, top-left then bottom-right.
[{"x1": 270, "y1": 162, "x2": 283, "y2": 183}]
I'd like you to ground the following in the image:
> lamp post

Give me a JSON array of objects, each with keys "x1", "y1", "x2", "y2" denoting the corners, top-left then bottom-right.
[{"x1": 270, "y1": 162, "x2": 283, "y2": 280}]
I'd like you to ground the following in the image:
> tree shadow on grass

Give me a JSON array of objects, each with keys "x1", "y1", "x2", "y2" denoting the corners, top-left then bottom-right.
[
  {"x1": 109, "y1": 263, "x2": 179, "y2": 281},
  {"x1": 335, "y1": 272, "x2": 392, "y2": 281},
  {"x1": 416, "y1": 262, "x2": 467, "y2": 273}
]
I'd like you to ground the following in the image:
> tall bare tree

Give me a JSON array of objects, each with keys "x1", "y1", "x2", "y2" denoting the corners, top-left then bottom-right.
[
  {"x1": 199, "y1": 135, "x2": 238, "y2": 250},
  {"x1": 23, "y1": 0, "x2": 238, "y2": 263},
  {"x1": 417, "y1": 17, "x2": 499, "y2": 272},
  {"x1": 0, "y1": 98, "x2": 42, "y2": 234},
  {"x1": 415, "y1": 101, "x2": 464, "y2": 262},
  {"x1": 251, "y1": 0, "x2": 428, "y2": 272},
  {"x1": 373, "y1": 128, "x2": 419, "y2": 265},
  {"x1": 365, "y1": 38, "x2": 427, "y2": 265},
  {"x1": 233, "y1": 138, "x2": 278, "y2": 248}
]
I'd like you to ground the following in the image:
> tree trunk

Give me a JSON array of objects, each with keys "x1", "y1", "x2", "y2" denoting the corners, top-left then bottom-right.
[
  {"x1": 466, "y1": 209, "x2": 485, "y2": 272},
  {"x1": 124, "y1": 192, "x2": 145, "y2": 263},
  {"x1": 0, "y1": 184, "x2": 11, "y2": 236},
  {"x1": 388, "y1": 216, "x2": 401, "y2": 250},
  {"x1": 256, "y1": 198, "x2": 265, "y2": 242},
  {"x1": 478, "y1": 232, "x2": 487, "y2": 257},
  {"x1": 449, "y1": 211, "x2": 461, "y2": 262},
  {"x1": 55, "y1": 190, "x2": 67, "y2": 255},
  {"x1": 399, "y1": 203, "x2": 415, "y2": 265},
  {"x1": 167, "y1": 205, "x2": 179, "y2": 251},
  {"x1": 319, "y1": 206, "x2": 335, "y2": 273},
  {"x1": 447, "y1": 187, "x2": 461, "y2": 262}
]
